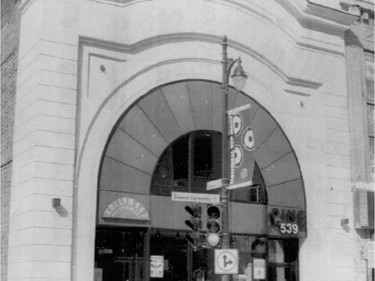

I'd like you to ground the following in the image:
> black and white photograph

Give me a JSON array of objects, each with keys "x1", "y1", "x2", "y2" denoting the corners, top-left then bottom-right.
[{"x1": 1, "y1": 0, "x2": 374, "y2": 281}]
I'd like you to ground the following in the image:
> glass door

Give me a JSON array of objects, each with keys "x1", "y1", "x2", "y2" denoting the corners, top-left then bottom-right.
[
  {"x1": 95, "y1": 227, "x2": 146, "y2": 281},
  {"x1": 268, "y1": 239, "x2": 299, "y2": 281}
]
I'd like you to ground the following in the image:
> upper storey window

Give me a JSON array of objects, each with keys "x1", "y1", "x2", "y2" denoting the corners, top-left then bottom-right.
[{"x1": 365, "y1": 52, "x2": 374, "y2": 181}]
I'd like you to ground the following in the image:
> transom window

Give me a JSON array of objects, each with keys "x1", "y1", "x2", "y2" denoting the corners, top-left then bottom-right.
[{"x1": 151, "y1": 130, "x2": 267, "y2": 204}]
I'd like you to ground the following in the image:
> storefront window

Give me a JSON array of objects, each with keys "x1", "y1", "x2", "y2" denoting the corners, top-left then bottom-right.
[
  {"x1": 95, "y1": 228, "x2": 299, "y2": 281},
  {"x1": 95, "y1": 227, "x2": 147, "y2": 281}
]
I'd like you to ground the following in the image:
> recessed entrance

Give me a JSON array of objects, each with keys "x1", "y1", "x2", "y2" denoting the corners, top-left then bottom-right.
[{"x1": 95, "y1": 80, "x2": 305, "y2": 281}]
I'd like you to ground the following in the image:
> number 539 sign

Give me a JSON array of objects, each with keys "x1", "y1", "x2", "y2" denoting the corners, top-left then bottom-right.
[
  {"x1": 268, "y1": 207, "x2": 307, "y2": 237},
  {"x1": 280, "y1": 223, "x2": 298, "y2": 234}
]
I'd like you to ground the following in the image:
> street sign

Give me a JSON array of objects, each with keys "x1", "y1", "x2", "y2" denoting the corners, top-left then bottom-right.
[
  {"x1": 207, "y1": 179, "x2": 223, "y2": 190},
  {"x1": 171, "y1": 192, "x2": 220, "y2": 204},
  {"x1": 214, "y1": 249, "x2": 239, "y2": 274}
]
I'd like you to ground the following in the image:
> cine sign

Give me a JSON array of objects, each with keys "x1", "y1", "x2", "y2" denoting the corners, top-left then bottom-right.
[{"x1": 268, "y1": 207, "x2": 307, "y2": 237}]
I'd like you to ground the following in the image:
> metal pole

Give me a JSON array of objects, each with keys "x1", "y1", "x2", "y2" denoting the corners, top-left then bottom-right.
[{"x1": 221, "y1": 35, "x2": 230, "y2": 281}]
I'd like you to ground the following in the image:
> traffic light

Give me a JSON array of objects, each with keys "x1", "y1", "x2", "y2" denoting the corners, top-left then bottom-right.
[
  {"x1": 184, "y1": 204, "x2": 202, "y2": 231},
  {"x1": 205, "y1": 204, "x2": 222, "y2": 248},
  {"x1": 184, "y1": 204, "x2": 204, "y2": 249},
  {"x1": 185, "y1": 232, "x2": 205, "y2": 251}
]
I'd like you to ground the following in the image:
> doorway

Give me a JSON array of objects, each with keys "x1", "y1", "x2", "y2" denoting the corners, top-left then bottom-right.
[
  {"x1": 95, "y1": 227, "x2": 147, "y2": 281},
  {"x1": 94, "y1": 227, "x2": 218, "y2": 281}
]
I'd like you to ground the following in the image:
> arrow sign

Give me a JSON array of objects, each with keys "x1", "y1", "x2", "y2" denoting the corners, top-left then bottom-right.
[
  {"x1": 215, "y1": 249, "x2": 239, "y2": 274},
  {"x1": 223, "y1": 255, "x2": 233, "y2": 268}
]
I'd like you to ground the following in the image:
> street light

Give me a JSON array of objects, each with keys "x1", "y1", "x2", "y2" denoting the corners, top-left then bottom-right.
[{"x1": 220, "y1": 35, "x2": 247, "y2": 281}]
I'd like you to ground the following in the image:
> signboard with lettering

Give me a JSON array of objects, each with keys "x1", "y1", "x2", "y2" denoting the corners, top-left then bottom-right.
[
  {"x1": 207, "y1": 178, "x2": 223, "y2": 191},
  {"x1": 94, "y1": 268, "x2": 103, "y2": 281},
  {"x1": 268, "y1": 206, "x2": 307, "y2": 237},
  {"x1": 102, "y1": 197, "x2": 150, "y2": 221},
  {"x1": 171, "y1": 192, "x2": 220, "y2": 204},
  {"x1": 253, "y1": 258, "x2": 266, "y2": 280},
  {"x1": 150, "y1": 256, "x2": 164, "y2": 278}
]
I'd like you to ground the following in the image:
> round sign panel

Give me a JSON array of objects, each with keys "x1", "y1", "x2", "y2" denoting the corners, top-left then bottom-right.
[
  {"x1": 232, "y1": 114, "x2": 243, "y2": 136},
  {"x1": 232, "y1": 145, "x2": 243, "y2": 168},
  {"x1": 215, "y1": 249, "x2": 239, "y2": 274},
  {"x1": 242, "y1": 127, "x2": 255, "y2": 151}
]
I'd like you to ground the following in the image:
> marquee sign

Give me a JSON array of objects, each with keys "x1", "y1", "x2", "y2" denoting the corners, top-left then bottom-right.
[
  {"x1": 228, "y1": 104, "x2": 254, "y2": 190},
  {"x1": 103, "y1": 197, "x2": 150, "y2": 220}
]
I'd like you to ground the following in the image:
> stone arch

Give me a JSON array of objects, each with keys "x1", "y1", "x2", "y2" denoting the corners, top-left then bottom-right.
[{"x1": 99, "y1": 79, "x2": 305, "y2": 210}]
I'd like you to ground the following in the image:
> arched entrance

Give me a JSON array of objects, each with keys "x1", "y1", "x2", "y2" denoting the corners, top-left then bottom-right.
[{"x1": 95, "y1": 80, "x2": 306, "y2": 281}]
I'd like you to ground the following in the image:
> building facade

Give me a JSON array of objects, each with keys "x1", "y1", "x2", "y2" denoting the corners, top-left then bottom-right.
[{"x1": 1, "y1": 0, "x2": 374, "y2": 281}]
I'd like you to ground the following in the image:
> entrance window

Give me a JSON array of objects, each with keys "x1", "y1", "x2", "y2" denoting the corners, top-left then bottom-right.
[
  {"x1": 151, "y1": 130, "x2": 267, "y2": 204},
  {"x1": 95, "y1": 227, "x2": 146, "y2": 281},
  {"x1": 268, "y1": 239, "x2": 299, "y2": 281}
]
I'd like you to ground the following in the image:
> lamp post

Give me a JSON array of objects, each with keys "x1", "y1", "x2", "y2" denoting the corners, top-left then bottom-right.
[{"x1": 220, "y1": 35, "x2": 247, "y2": 281}]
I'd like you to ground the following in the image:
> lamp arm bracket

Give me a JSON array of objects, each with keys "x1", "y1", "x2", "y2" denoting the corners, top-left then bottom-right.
[{"x1": 224, "y1": 57, "x2": 242, "y2": 81}]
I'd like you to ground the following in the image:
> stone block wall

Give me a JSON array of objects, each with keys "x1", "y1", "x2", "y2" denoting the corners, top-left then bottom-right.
[{"x1": 1, "y1": 2, "x2": 20, "y2": 280}]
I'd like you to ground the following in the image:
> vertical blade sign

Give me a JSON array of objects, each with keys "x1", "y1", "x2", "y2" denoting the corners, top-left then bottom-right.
[{"x1": 228, "y1": 104, "x2": 254, "y2": 190}]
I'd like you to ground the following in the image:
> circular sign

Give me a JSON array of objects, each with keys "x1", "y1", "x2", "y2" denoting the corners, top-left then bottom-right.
[
  {"x1": 215, "y1": 249, "x2": 239, "y2": 274},
  {"x1": 242, "y1": 127, "x2": 255, "y2": 151},
  {"x1": 232, "y1": 114, "x2": 243, "y2": 136},
  {"x1": 232, "y1": 145, "x2": 243, "y2": 168}
]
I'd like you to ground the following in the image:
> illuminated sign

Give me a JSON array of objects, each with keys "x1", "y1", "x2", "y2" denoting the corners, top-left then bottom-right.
[{"x1": 268, "y1": 207, "x2": 306, "y2": 237}]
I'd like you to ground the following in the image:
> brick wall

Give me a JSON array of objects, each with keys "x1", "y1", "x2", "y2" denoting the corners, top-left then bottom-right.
[{"x1": 1, "y1": 1, "x2": 20, "y2": 281}]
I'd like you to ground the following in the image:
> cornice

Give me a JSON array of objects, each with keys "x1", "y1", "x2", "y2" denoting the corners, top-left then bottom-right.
[
  {"x1": 79, "y1": 32, "x2": 322, "y2": 93},
  {"x1": 275, "y1": 0, "x2": 359, "y2": 34},
  {"x1": 18, "y1": 0, "x2": 35, "y2": 14}
]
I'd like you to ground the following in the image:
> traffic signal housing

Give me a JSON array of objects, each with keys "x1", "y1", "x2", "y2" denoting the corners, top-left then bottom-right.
[
  {"x1": 184, "y1": 204, "x2": 204, "y2": 249},
  {"x1": 184, "y1": 204, "x2": 202, "y2": 231},
  {"x1": 205, "y1": 204, "x2": 222, "y2": 248},
  {"x1": 185, "y1": 232, "x2": 205, "y2": 251}
]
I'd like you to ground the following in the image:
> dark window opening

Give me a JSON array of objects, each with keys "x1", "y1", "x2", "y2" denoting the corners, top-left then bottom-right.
[
  {"x1": 268, "y1": 239, "x2": 299, "y2": 281},
  {"x1": 151, "y1": 130, "x2": 267, "y2": 204}
]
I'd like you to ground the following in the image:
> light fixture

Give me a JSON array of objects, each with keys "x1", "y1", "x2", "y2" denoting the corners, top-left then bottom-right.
[
  {"x1": 231, "y1": 58, "x2": 248, "y2": 91},
  {"x1": 341, "y1": 218, "x2": 349, "y2": 225},
  {"x1": 52, "y1": 198, "x2": 61, "y2": 208}
]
